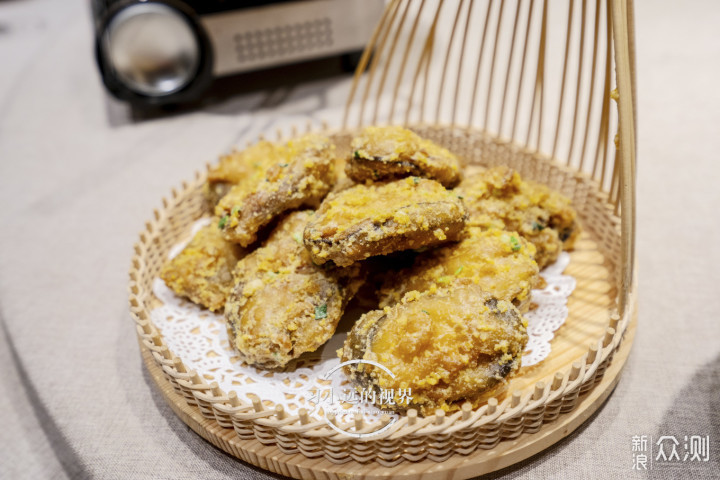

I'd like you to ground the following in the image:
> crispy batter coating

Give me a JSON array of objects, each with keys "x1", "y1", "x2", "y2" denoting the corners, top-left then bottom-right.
[
  {"x1": 304, "y1": 177, "x2": 467, "y2": 267},
  {"x1": 225, "y1": 211, "x2": 363, "y2": 368},
  {"x1": 455, "y1": 166, "x2": 580, "y2": 268},
  {"x1": 379, "y1": 227, "x2": 539, "y2": 312},
  {"x1": 203, "y1": 141, "x2": 284, "y2": 207},
  {"x1": 160, "y1": 223, "x2": 246, "y2": 312},
  {"x1": 341, "y1": 282, "x2": 528, "y2": 415},
  {"x1": 346, "y1": 126, "x2": 461, "y2": 187},
  {"x1": 216, "y1": 134, "x2": 336, "y2": 247}
]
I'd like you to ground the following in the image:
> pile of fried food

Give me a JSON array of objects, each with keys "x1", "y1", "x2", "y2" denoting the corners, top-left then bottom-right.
[{"x1": 160, "y1": 126, "x2": 580, "y2": 415}]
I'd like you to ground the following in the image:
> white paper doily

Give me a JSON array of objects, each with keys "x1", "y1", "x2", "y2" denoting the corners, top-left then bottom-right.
[{"x1": 151, "y1": 219, "x2": 576, "y2": 423}]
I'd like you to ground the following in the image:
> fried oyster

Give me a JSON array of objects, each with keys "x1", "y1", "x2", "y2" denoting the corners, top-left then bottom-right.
[
  {"x1": 225, "y1": 211, "x2": 363, "y2": 368},
  {"x1": 203, "y1": 140, "x2": 284, "y2": 207},
  {"x1": 161, "y1": 223, "x2": 246, "y2": 312},
  {"x1": 341, "y1": 282, "x2": 528, "y2": 415},
  {"x1": 455, "y1": 166, "x2": 580, "y2": 268},
  {"x1": 346, "y1": 126, "x2": 461, "y2": 187},
  {"x1": 304, "y1": 177, "x2": 467, "y2": 267},
  {"x1": 216, "y1": 134, "x2": 335, "y2": 247},
  {"x1": 379, "y1": 227, "x2": 539, "y2": 312}
]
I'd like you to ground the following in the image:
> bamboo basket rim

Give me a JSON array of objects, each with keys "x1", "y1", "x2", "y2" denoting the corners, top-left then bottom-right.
[{"x1": 128, "y1": 124, "x2": 634, "y2": 460}]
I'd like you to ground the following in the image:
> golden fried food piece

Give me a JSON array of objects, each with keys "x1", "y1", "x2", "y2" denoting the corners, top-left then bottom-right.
[
  {"x1": 203, "y1": 141, "x2": 284, "y2": 206},
  {"x1": 160, "y1": 223, "x2": 246, "y2": 312},
  {"x1": 379, "y1": 227, "x2": 539, "y2": 312},
  {"x1": 341, "y1": 282, "x2": 528, "y2": 415},
  {"x1": 225, "y1": 211, "x2": 363, "y2": 368},
  {"x1": 304, "y1": 177, "x2": 467, "y2": 267},
  {"x1": 455, "y1": 166, "x2": 580, "y2": 268},
  {"x1": 346, "y1": 126, "x2": 461, "y2": 187},
  {"x1": 216, "y1": 134, "x2": 336, "y2": 247}
]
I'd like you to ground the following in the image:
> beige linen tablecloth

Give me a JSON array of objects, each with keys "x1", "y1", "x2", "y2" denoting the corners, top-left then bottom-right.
[{"x1": 0, "y1": 0, "x2": 718, "y2": 478}]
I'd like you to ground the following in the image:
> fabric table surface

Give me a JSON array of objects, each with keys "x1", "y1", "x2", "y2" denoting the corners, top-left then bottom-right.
[{"x1": 0, "y1": 0, "x2": 718, "y2": 478}]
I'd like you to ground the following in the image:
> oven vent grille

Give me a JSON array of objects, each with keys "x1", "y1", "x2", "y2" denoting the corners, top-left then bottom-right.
[{"x1": 233, "y1": 18, "x2": 333, "y2": 63}]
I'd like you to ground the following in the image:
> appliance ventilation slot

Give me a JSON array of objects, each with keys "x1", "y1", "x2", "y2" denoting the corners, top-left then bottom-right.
[{"x1": 234, "y1": 18, "x2": 334, "y2": 63}]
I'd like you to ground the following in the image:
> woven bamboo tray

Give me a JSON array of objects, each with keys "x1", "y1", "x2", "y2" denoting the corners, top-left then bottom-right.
[
  {"x1": 129, "y1": 124, "x2": 636, "y2": 478},
  {"x1": 129, "y1": 0, "x2": 638, "y2": 476}
]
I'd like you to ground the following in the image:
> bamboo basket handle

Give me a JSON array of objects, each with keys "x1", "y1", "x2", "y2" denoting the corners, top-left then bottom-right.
[{"x1": 611, "y1": 0, "x2": 637, "y2": 314}]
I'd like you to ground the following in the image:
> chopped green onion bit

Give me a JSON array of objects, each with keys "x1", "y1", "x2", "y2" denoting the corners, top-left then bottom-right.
[{"x1": 314, "y1": 304, "x2": 328, "y2": 320}]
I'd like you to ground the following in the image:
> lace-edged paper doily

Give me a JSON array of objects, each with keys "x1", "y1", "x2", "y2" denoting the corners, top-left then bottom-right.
[{"x1": 151, "y1": 218, "x2": 576, "y2": 423}]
